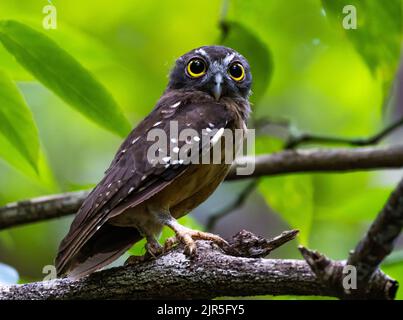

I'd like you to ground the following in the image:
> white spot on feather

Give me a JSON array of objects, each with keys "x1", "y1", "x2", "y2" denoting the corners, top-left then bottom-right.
[
  {"x1": 170, "y1": 102, "x2": 181, "y2": 109},
  {"x1": 153, "y1": 121, "x2": 162, "y2": 127},
  {"x1": 128, "y1": 187, "x2": 134, "y2": 194},
  {"x1": 211, "y1": 128, "x2": 225, "y2": 145},
  {"x1": 173, "y1": 146, "x2": 180, "y2": 153}
]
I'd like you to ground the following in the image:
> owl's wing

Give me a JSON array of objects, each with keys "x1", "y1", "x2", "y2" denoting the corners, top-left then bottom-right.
[{"x1": 56, "y1": 92, "x2": 236, "y2": 275}]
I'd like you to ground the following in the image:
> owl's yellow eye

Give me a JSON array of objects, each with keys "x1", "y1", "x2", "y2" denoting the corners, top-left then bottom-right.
[
  {"x1": 228, "y1": 62, "x2": 245, "y2": 81},
  {"x1": 187, "y1": 58, "x2": 207, "y2": 78}
]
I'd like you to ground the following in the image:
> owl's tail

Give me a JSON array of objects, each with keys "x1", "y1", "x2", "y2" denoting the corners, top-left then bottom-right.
[{"x1": 56, "y1": 223, "x2": 142, "y2": 279}]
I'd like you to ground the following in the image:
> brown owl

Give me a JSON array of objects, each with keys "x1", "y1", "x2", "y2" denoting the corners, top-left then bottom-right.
[{"x1": 56, "y1": 45, "x2": 252, "y2": 278}]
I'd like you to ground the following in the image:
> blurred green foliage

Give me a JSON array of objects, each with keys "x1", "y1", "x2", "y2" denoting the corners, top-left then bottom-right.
[{"x1": 0, "y1": 0, "x2": 402, "y2": 299}]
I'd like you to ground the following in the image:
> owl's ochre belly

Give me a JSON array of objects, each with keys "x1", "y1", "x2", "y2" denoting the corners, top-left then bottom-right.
[{"x1": 108, "y1": 162, "x2": 231, "y2": 237}]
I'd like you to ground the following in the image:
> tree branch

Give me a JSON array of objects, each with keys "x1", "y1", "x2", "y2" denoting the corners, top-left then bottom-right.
[
  {"x1": 347, "y1": 178, "x2": 403, "y2": 287},
  {"x1": 0, "y1": 190, "x2": 88, "y2": 230},
  {"x1": 0, "y1": 230, "x2": 395, "y2": 300},
  {"x1": 296, "y1": 177, "x2": 403, "y2": 300},
  {"x1": 2, "y1": 145, "x2": 403, "y2": 230},
  {"x1": 227, "y1": 144, "x2": 403, "y2": 180},
  {"x1": 298, "y1": 246, "x2": 398, "y2": 300}
]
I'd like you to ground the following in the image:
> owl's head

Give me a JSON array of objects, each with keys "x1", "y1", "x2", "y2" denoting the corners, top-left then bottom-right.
[{"x1": 168, "y1": 46, "x2": 252, "y2": 101}]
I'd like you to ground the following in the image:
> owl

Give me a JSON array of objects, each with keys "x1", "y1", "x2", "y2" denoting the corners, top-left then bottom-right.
[{"x1": 56, "y1": 45, "x2": 252, "y2": 278}]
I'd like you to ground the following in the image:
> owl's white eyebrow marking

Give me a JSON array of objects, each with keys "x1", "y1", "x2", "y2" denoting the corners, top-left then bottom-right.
[
  {"x1": 195, "y1": 48, "x2": 208, "y2": 57},
  {"x1": 223, "y1": 53, "x2": 236, "y2": 65},
  {"x1": 131, "y1": 137, "x2": 140, "y2": 144}
]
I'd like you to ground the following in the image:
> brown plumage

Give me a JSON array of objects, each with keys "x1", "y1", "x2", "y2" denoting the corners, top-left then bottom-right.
[{"x1": 56, "y1": 46, "x2": 252, "y2": 278}]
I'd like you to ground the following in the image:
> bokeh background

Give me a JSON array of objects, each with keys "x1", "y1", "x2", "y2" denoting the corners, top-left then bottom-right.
[{"x1": 0, "y1": 0, "x2": 402, "y2": 299}]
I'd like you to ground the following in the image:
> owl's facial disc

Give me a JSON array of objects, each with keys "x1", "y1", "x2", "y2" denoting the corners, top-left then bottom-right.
[{"x1": 168, "y1": 46, "x2": 252, "y2": 100}]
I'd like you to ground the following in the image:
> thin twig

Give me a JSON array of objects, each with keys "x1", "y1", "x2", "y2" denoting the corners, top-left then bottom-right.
[{"x1": 285, "y1": 117, "x2": 403, "y2": 149}]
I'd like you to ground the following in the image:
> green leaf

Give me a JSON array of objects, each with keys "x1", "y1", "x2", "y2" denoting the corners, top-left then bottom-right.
[
  {"x1": 0, "y1": 70, "x2": 39, "y2": 170},
  {"x1": 221, "y1": 21, "x2": 273, "y2": 105},
  {"x1": 314, "y1": 186, "x2": 393, "y2": 224},
  {"x1": 322, "y1": 0, "x2": 403, "y2": 104},
  {"x1": 0, "y1": 20, "x2": 131, "y2": 137},
  {"x1": 259, "y1": 175, "x2": 314, "y2": 246},
  {"x1": 0, "y1": 134, "x2": 58, "y2": 191}
]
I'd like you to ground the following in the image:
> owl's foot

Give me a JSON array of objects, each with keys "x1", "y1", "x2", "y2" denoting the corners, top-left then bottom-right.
[
  {"x1": 163, "y1": 225, "x2": 229, "y2": 256},
  {"x1": 149, "y1": 207, "x2": 229, "y2": 256},
  {"x1": 145, "y1": 237, "x2": 163, "y2": 258},
  {"x1": 124, "y1": 236, "x2": 163, "y2": 266}
]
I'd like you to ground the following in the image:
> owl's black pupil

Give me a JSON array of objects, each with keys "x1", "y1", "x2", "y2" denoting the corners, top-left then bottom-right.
[
  {"x1": 190, "y1": 60, "x2": 205, "y2": 74},
  {"x1": 230, "y1": 64, "x2": 243, "y2": 78}
]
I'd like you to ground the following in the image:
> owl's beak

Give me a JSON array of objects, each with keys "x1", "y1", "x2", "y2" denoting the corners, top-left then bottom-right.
[{"x1": 212, "y1": 73, "x2": 223, "y2": 101}]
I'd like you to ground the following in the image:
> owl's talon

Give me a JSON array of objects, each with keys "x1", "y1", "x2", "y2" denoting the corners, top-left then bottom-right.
[
  {"x1": 145, "y1": 240, "x2": 163, "y2": 258},
  {"x1": 163, "y1": 236, "x2": 178, "y2": 252},
  {"x1": 163, "y1": 228, "x2": 228, "y2": 257}
]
